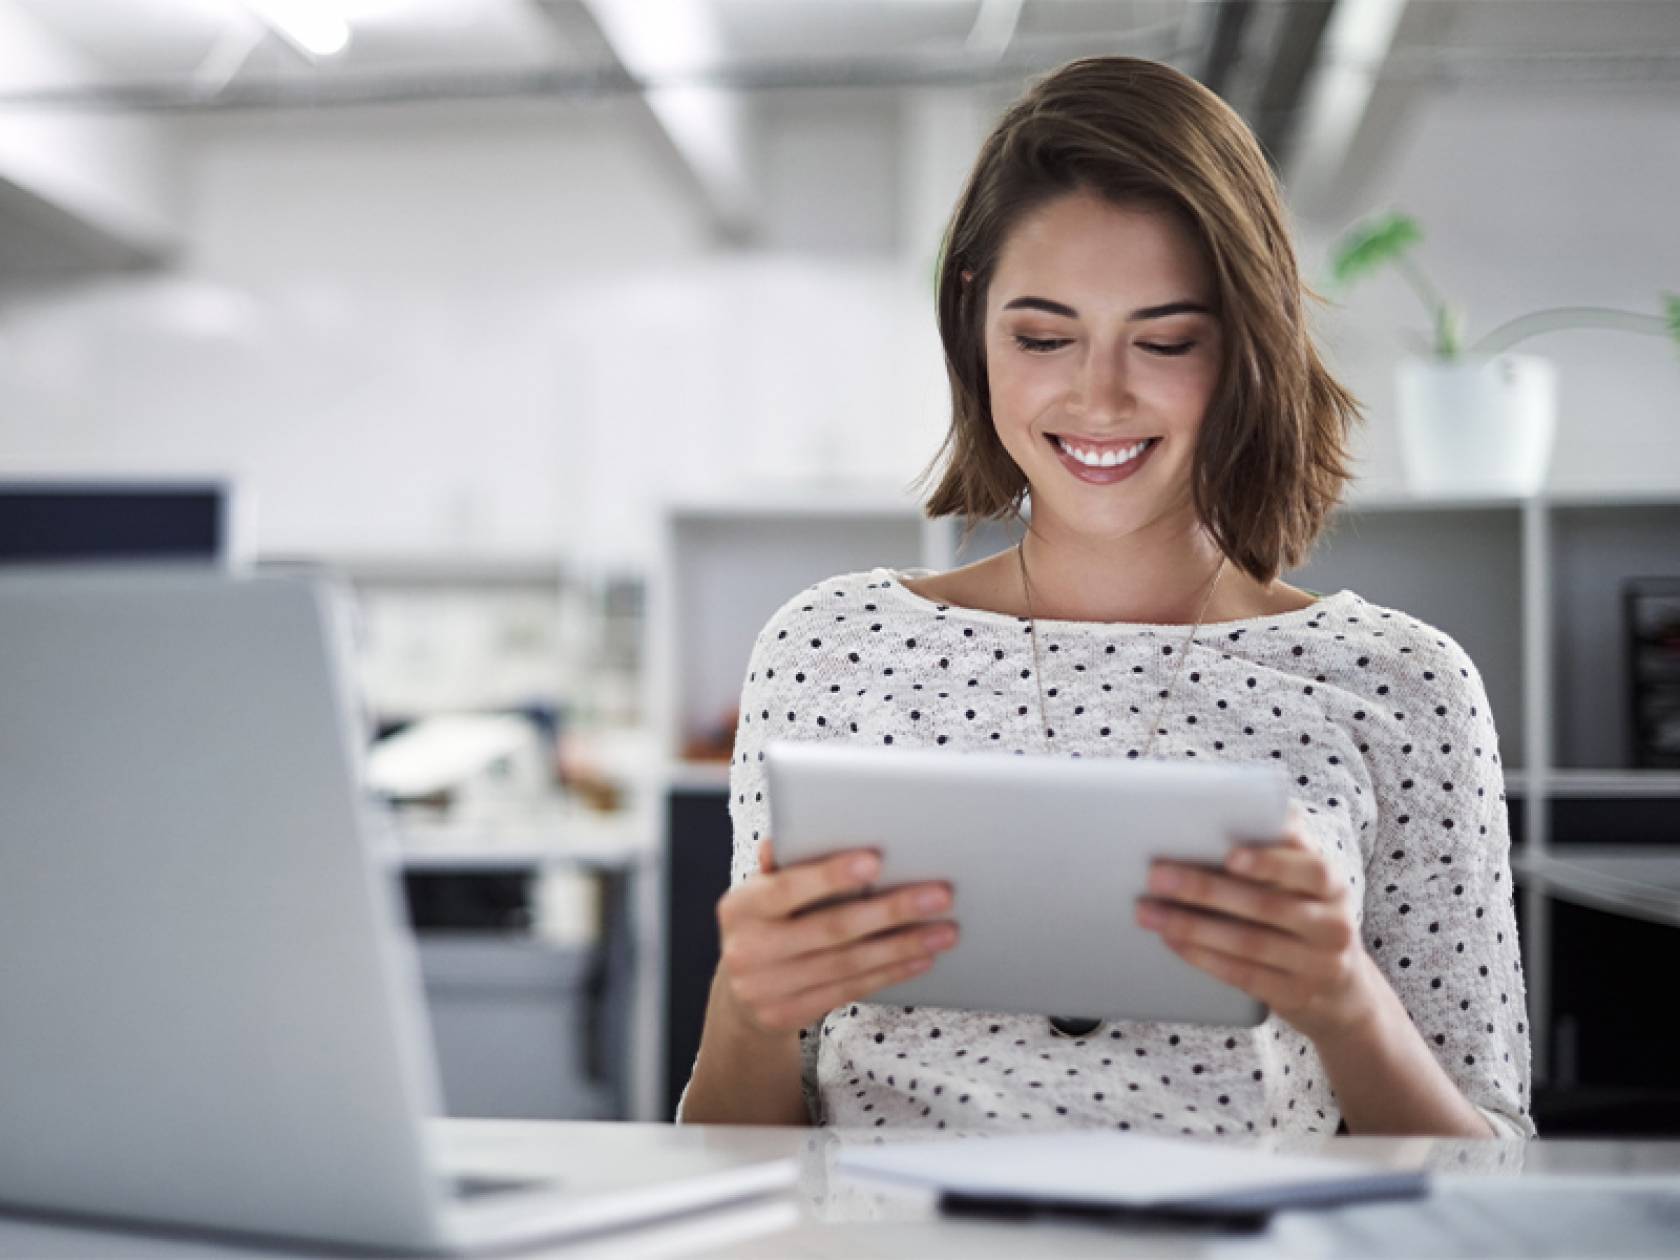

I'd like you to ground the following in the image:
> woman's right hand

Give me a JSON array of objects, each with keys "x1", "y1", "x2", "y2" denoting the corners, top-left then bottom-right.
[{"x1": 715, "y1": 838, "x2": 958, "y2": 1035}]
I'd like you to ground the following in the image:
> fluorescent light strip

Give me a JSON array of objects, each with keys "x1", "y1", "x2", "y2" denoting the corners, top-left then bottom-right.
[{"x1": 244, "y1": 0, "x2": 352, "y2": 58}]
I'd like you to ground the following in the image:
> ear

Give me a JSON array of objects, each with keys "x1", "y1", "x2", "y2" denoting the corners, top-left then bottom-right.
[{"x1": 960, "y1": 269, "x2": 974, "y2": 285}]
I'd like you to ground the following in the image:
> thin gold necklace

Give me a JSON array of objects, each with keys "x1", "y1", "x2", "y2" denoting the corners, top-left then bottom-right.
[
  {"x1": 1016, "y1": 539, "x2": 1226, "y2": 761},
  {"x1": 1015, "y1": 538, "x2": 1226, "y2": 1041}
]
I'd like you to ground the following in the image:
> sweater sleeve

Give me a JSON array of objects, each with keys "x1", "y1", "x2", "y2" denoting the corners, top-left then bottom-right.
[
  {"x1": 1357, "y1": 634, "x2": 1535, "y2": 1138},
  {"x1": 674, "y1": 596, "x2": 825, "y2": 1124}
]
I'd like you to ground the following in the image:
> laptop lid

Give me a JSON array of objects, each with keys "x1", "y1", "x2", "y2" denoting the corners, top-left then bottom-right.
[{"x1": 0, "y1": 569, "x2": 450, "y2": 1252}]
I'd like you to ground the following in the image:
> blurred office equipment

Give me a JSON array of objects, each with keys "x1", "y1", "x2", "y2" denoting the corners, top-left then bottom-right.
[
  {"x1": 652, "y1": 488, "x2": 1680, "y2": 1132},
  {"x1": 401, "y1": 865, "x2": 622, "y2": 1123},
  {"x1": 1628, "y1": 577, "x2": 1680, "y2": 770},
  {"x1": 0, "y1": 476, "x2": 246, "y2": 567},
  {"x1": 278, "y1": 552, "x2": 660, "y2": 1121},
  {"x1": 395, "y1": 800, "x2": 650, "y2": 1122},
  {"x1": 368, "y1": 710, "x2": 633, "y2": 1120},
  {"x1": 368, "y1": 712, "x2": 552, "y2": 809}
]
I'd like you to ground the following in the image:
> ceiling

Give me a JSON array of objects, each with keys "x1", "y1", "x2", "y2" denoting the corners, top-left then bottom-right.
[
  {"x1": 3, "y1": 2, "x2": 1672, "y2": 163},
  {"x1": 6, "y1": 1, "x2": 1197, "y2": 85},
  {"x1": 1, "y1": 1, "x2": 1675, "y2": 263},
  {"x1": 6, "y1": 0, "x2": 1675, "y2": 86}
]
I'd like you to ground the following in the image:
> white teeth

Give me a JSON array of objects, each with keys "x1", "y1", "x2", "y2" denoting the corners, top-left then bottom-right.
[{"x1": 1055, "y1": 436, "x2": 1153, "y2": 468}]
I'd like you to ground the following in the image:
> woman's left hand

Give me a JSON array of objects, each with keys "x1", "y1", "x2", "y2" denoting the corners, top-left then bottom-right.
[{"x1": 1135, "y1": 807, "x2": 1383, "y2": 1045}]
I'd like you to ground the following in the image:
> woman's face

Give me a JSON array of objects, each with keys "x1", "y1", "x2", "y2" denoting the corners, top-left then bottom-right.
[{"x1": 981, "y1": 190, "x2": 1224, "y2": 540}]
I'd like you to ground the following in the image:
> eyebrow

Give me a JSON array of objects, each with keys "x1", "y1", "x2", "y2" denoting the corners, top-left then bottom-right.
[{"x1": 1001, "y1": 296, "x2": 1214, "y2": 321}]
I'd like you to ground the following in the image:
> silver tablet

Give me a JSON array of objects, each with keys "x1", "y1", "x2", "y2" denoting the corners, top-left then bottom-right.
[{"x1": 764, "y1": 742, "x2": 1292, "y2": 1027}]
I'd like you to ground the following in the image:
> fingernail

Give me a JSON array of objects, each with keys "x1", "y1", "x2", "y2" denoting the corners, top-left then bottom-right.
[
  {"x1": 851, "y1": 854, "x2": 880, "y2": 881},
  {"x1": 924, "y1": 925, "x2": 957, "y2": 949},
  {"x1": 1149, "y1": 866, "x2": 1181, "y2": 894},
  {"x1": 1136, "y1": 902, "x2": 1164, "y2": 929},
  {"x1": 916, "y1": 886, "x2": 951, "y2": 913},
  {"x1": 1229, "y1": 849, "x2": 1254, "y2": 874}
]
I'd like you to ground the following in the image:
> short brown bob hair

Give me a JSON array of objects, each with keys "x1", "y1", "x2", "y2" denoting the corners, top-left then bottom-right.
[{"x1": 913, "y1": 55, "x2": 1363, "y2": 586}]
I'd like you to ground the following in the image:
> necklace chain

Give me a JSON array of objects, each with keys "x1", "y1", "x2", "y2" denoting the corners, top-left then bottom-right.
[
  {"x1": 1016, "y1": 539, "x2": 1226, "y2": 1038},
  {"x1": 1016, "y1": 540, "x2": 1225, "y2": 761}
]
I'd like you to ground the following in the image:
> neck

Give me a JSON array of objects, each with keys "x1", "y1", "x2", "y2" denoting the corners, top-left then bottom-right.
[{"x1": 1017, "y1": 516, "x2": 1241, "y2": 626}]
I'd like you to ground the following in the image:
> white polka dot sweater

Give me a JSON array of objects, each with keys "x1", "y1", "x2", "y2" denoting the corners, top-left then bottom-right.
[{"x1": 682, "y1": 565, "x2": 1534, "y2": 1140}]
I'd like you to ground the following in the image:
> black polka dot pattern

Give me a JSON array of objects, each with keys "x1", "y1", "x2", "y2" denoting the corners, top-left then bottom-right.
[{"x1": 680, "y1": 566, "x2": 1533, "y2": 1139}]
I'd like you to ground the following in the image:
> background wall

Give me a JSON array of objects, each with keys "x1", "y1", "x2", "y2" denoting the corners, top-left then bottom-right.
[{"x1": 0, "y1": 93, "x2": 950, "y2": 565}]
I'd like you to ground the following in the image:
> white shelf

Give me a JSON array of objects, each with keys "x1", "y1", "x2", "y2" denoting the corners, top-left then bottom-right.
[
  {"x1": 1514, "y1": 848, "x2": 1680, "y2": 929},
  {"x1": 1543, "y1": 489, "x2": 1680, "y2": 508},
  {"x1": 665, "y1": 760, "x2": 732, "y2": 791},
  {"x1": 1341, "y1": 489, "x2": 1533, "y2": 512},
  {"x1": 392, "y1": 809, "x2": 655, "y2": 869},
  {"x1": 1341, "y1": 488, "x2": 1680, "y2": 513},
  {"x1": 259, "y1": 553, "x2": 567, "y2": 586},
  {"x1": 674, "y1": 485, "x2": 1680, "y2": 520},
  {"x1": 1528, "y1": 769, "x2": 1680, "y2": 798},
  {"x1": 396, "y1": 845, "x2": 650, "y2": 871}
]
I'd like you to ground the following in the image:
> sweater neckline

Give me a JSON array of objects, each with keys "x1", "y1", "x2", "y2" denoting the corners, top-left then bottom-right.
[{"x1": 874, "y1": 565, "x2": 1354, "y2": 636}]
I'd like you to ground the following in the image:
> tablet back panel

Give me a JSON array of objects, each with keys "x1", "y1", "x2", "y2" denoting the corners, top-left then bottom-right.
[{"x1": 765, "y1": 742, "x2": 1291, "y2": 1026}]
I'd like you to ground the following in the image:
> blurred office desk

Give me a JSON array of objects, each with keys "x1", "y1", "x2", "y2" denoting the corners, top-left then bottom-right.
[{"x1": 1, "y1": 1121, "x2": 1678, "y2": 1259}]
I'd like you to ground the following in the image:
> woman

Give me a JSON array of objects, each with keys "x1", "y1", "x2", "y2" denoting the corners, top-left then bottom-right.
[{"x1": 678, "y1": 55, "x2": 1532, "y2": 1139}]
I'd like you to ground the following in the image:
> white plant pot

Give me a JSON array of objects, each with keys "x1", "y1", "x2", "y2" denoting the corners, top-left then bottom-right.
[{"x1": 1395, "y1": 352, "x2": 1557, "y2": 497}]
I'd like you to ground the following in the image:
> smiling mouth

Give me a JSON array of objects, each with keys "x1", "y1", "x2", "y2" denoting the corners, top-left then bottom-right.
[{"x1": 1046, "y1": 433, "x2": 1160, "y2": 469}]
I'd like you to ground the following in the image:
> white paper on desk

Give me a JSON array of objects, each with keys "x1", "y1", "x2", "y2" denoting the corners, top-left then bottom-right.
[{"x1": 839, "y1": 1132, "x2": 1429, "y2": 1212}]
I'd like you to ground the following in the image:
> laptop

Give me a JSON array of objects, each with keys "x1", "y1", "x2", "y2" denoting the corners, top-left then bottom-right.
[{"x1": 0, "y1": 568, "x2": 797, "y2": 1255}]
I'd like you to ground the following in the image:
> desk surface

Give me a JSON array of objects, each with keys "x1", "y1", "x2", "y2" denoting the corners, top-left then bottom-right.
[{"x1": 2, "y1": 1121, "x2": 1678, "y2": 1259}]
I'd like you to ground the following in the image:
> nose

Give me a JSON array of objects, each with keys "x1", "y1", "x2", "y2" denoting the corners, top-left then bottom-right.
[{"x1": 1072, "y1": 344, "x2": 1132, "y2": 424}]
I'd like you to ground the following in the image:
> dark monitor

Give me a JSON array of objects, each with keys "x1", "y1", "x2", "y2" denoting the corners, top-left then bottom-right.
[{"x1": 0, "y1": 479, "x2": 242, "y2": 568}]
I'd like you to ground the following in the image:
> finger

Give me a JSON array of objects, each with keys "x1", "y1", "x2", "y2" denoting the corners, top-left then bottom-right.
[
  {"x1": 1136, "y1": 898, "x2": 1319, "y2": 974},
  {"x1": 756, "y1": 952, "x2": 939, "y2": 1032},
  {"x1": 1160, "y1": 937, "x2": 1296, "y2": 1010},
  {"x1": 757, "y1": 836, "x2": 775, "y2": 876},
  {"x1": 775, "y1": 881, "x2": 953, "y2": 958},
  {"x1": 732, "y1": 921, "x2": 957, "y2": 1004},
  {"x1": 740, "y1": 846, "x2": 882, "y2": 920},
  {"x1": 1224, "y1": 843, "x2": 1341, "y2": 900},
  {"x1": 1146, "y1": 861, "x2": 1325, "y2": 940}
]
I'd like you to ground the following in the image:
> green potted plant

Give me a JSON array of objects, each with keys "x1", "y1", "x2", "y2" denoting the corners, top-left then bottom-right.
[{"x1": 1328, "y1": 211, "x2": 1680, "y2": 497}]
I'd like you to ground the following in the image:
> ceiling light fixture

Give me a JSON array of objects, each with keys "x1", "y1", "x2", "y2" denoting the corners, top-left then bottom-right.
[{"x1": 244, "y1": 0, "x2": 352, "y2": 58}]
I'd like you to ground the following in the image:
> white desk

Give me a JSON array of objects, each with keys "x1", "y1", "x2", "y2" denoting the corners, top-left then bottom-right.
[{"x1": 1, "y1": 1121, "x2": 1677, "y2": 1259}]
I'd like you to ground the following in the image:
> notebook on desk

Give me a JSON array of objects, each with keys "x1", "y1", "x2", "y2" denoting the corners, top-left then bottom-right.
[
  {"x1": 0, "y1": 570, "x2": 797, "y2": 1256},
  {"x1": 840, "y1": 1131, "x2": 1430, "y2": 1219}
]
